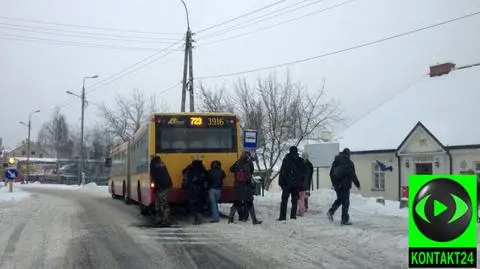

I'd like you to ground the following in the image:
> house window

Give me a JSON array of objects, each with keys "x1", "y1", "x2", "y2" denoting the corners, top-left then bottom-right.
[
  {"x1": 372, "y1": 163, "x2": 386, "y2": 191},
  {"x1": 31, "y1": 151, "x2": 35, "y2": 156},
  {"x1": 22, "y1": 151, "x2": 26, "y2": 156}
]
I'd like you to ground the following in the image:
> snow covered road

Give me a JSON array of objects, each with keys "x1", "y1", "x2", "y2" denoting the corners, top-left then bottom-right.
[
  {"x1": 0, "y1": 186, "x2": 274, "y2": 269},
  {"x1": 0, "y1": 183, "x2": 419, "y2": 268}
]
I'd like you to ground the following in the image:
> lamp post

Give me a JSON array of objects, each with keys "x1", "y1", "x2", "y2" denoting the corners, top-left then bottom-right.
[
  {"x1": 67, "y1": 75, "x2": 98, "y2": 184},
  {"x1": 19, "y1": 109, "x2": 40, "y2": 184}
]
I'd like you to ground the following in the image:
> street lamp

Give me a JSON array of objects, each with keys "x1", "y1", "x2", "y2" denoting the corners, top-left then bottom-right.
[
  {"x1": 66, "y1": 75, "x2": 99, "y2": 184},
  {"x1": 19, "y1": 109, "x2": 40, "y2": 184}
]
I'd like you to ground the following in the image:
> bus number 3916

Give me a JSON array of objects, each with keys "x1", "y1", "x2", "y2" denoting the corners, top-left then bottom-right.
[{"x1": 208, "y1": 117, "x2": 224, "y2": 126}]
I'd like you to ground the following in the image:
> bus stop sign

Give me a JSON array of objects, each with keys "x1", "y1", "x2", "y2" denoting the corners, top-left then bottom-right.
[{"x1": 243, "y1": 130, "x2": 258, "y2": 149}]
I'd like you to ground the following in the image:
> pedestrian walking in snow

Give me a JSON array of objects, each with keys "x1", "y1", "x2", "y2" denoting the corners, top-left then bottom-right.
[
  {"x1": 207, "y1": 160, "x2": 226, "y2": 223},
  {"x1": 327, "y1": 148, "x2": 360, "y2": 225},
  {"x1": 150, "y1": 156, "x2": 173, "y2": 227},
  {"x1": 278, "y1": 146, "x2": 306, "y2": 220},
  {"x1": 228, "y1": 151, "x2": 262, "y2": 225},
  {"x1": 182, "y1": 159, "x2": 208, "y2": 225},
  {"x1": 301, "y1": 152, "x2": 314, "y2": 214}
]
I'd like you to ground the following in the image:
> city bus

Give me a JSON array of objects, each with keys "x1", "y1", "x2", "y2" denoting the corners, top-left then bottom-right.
[{"x1": 107, "y1": 112, "x2": 242, "y2": 214}]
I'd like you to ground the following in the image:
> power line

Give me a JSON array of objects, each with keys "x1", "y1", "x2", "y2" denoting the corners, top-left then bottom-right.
[
  {"x1": 197, "y1": 0, "x2": 288, "y2": 33},
  {"x1": 0, "y1": 24, "x2": 181, "y2": 43},
  {"x1": 86, "y1": 41, "x2": 184, "y2": 93},
  {"x1": 0, "y1": 16, "x2": 183, "y2": 36},
  {"x1": 48, "y1": 40, "x2": 184, "y2": 114},
  {"x1": 0, "y1": 33, "x2": 178, "y2": 51},
  {"x1": 197, "y1": 10, "x2": 480, "y2": 80},
  {"x1": 199, "y1": 0, "x2": 355, "y2": 47},
  {"x1": 199, "y1": 0, "x2": 325, "y2": 39}
]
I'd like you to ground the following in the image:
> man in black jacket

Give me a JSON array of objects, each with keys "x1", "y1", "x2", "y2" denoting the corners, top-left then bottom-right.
[
  {"x1": 278, "y1": 146, "x2": 306, "y2": 220},
  {"x1": 150, "y1": 156, "x2": 173, "y2": 227},
  {"x1": 327, "y1": 148, "x2": 360, "y2": 225}
]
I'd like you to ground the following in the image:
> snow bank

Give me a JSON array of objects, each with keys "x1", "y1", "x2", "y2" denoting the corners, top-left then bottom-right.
[
  {"x1": 0, "y1": 185, "x2": 31, "y2": 203},
  {"x1": 22, "y1": 182, "x2": 109, "y2": 197},
  {"x1": 253, "y1": 188, "x2": 408, "y2": 218},
  {"x1": 211, "y1": 188, "x2": 409, "y2": 268}
]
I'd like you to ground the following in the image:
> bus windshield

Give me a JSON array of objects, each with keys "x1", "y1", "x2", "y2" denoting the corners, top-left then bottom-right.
[{"x1": 155, "y1": 115, "x2": 237, "y2": 153}]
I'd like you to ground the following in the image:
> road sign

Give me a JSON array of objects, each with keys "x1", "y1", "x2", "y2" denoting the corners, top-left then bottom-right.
[
  {"x1": 243, "y1": 130, "x2": 258, "y2": 149},
  {"x1": 4, "y1": 168, "x2": 18, "y2": 180}
]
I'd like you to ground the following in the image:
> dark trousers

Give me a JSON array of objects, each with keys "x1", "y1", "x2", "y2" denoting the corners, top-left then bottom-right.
[
  {"x1": 329, "y1": 187, "x2": 350, "y2": 223},
  {"x1": 279, "y1": 186, "x2": 300, "y2": 220}
]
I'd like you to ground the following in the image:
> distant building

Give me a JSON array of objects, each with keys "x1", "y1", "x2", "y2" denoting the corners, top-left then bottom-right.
[
  {"x1": 4, "y1": 140, "x2": 53, "y2": 159},
  {"x1": 331, "y1": 63, "x2": 480, "y2": 201}
]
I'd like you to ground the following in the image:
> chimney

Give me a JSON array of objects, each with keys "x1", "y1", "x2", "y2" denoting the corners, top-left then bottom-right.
[{"x1": 429, "y1": 62, "x2": 455, "y2": 77}]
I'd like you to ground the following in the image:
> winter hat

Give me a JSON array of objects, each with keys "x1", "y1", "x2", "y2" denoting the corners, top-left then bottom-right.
[
  {"x1": 289, "y1": 146, "x2": 298, "y2": 154},
  {"x1": 342, "y1": 148, "x2": 351, "y2": 157},
  {"x1": 302, "y1": 152, "x2": 309, "y2": 159}
]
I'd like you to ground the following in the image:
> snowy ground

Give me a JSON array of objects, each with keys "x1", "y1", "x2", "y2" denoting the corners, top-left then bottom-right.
[
  {"x1": 24, "y1": 181, "x2": 110, "y2": 197},
  {"x1": 13, "y1": 183, "x2": 479, "y2": 268},
  {"x1": 0, "y1": 183, "x2": 31, "y2": 203}
]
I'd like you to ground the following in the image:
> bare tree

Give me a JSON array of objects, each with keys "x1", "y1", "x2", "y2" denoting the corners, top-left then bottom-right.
[
  {"x1": 198, "y1": 73, "x2": 343, "y2": 189},
  {"x1": 37, "y1": 108, "x2": 74, "y2": 158},
  {"x1": 196, "y1": 83, "x2": 235, "y2": 113},
  {"x1": 98, "y1": 89, "x2": 168, "y2": 142}
]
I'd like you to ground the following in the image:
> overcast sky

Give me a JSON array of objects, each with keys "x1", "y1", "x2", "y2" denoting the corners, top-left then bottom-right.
[{"x1": 1, "y1": 0, "x2": 479, "y2": 149}]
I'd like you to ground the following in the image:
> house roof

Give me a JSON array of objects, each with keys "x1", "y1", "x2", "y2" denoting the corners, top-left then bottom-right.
[{"x1": 337, "y1": 65, "x2": 480, "y2": 152}]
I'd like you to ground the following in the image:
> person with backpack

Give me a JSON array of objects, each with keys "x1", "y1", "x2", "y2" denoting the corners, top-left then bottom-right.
[
  {"x1": 302, "y1": 152, "x2": 314, "y2": 213},
  {"x1": 297, "y1": 152, "x2": 314, "y2": 216},
  {"x1": 207, "y1": 160, "x2": 226, "y2": 223},
  {"x1": 228, "y1": 151, "x2": 262, "y2": 225},
  {"x1": 278, "y1": 146, "x2": 306, "y2": 220},
  {"x1": 327, "y1": 148, "x2": 360, "y2": 225},
  {"x1": 150, "y1": 156, "x2": 173, "y2": 227},
  {"x1": 182, "y1": 159, "x2": 208, "y2": 225}
]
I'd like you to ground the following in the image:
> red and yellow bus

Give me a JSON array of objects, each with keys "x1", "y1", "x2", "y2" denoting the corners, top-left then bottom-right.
[{"x1": 107, "y1": 112, "x2": 242, "y2": 214}]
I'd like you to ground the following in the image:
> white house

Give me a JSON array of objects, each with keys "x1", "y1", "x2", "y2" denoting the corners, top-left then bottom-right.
[{"x1": 333, "y1": 62, "x2": 480, "y2": 201}]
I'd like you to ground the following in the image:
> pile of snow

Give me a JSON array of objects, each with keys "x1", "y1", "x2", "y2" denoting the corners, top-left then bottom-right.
[
  {"x1": 22, "y1": 182, "x2": 109, "y2": 197},
  {"x1": 251, "y1": 189, "x2": 407, "y2": 218},
  {"x1": 0, "y1": 185, "x2": 31, "y2": 203},
  {"x1": 210, "y1": 188, "x2": 409, "y2": 268}
]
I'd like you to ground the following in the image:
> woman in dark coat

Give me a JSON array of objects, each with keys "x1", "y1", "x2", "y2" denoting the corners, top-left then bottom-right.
[
  {"x1": 182, "y1": 159, "x2": 208, "y2": 225},
  {"x1": 228, "y1": 151, "x2": 262, "y2": 224}
]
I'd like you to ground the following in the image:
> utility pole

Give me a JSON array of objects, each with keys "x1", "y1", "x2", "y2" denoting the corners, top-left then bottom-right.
[
  {"x1": 180, "y1": 29, "x2": 190, "y2": 112},
  {"x1": 180, "y1": 0, "x2": 195, "y2": 112},
  {"x1": 67, "y1": 75, "x2": 98, "y2": 184},
  {"x1": 19, "y1": 110, "x2": 40, "y2": 184},
  {"x1": 188, "y1": 31, "x2": 195, "y2": 112}
]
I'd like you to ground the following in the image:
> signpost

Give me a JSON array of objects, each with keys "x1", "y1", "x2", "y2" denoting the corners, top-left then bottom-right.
[{"x1": 4, "y1": 167, "x2": 18, "y2": 192}]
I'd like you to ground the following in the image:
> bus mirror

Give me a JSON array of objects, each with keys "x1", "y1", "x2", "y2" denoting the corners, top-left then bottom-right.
[{"x1": 104, "y1": 157, "x2": 112, "y2": 168}]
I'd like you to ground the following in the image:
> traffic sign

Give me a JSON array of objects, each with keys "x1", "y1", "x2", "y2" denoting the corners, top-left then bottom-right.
[
  {"x1": 243, "y1": 129, "x2": 258, "y2": 149},
  {"x1": 4, "y1": 168, "x2": 18, "y2": 180}
]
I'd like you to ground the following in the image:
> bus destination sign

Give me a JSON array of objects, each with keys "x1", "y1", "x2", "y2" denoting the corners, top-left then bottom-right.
[{"x1": 156, "y1": 115, "x2": 236, "y2": 128}]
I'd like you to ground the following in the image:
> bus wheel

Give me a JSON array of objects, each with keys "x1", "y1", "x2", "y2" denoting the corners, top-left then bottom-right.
[
  {"x1": 111, "y1": 182, "x2": 118, "y2": 199},
  {"x1": 137, "y1": 185, "x2": 149, "y2": 215},
  {"x1": 123, "y1": 182, "x2": 131, "y2": 204}
]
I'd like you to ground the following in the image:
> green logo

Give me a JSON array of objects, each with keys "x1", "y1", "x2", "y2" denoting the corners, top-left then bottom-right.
[{"x1": 409, "y1": 174, "x2": 477, "y2": 267}]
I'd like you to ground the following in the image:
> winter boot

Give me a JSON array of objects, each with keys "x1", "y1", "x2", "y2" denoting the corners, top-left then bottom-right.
[
  {"x1": 326, "y1": 210, "x2": 334, "y2": 222},
  {"x1": 249, "y1": 205, "x2": 262, "y2": 225},
  {"x1": 228, "y1": 206, "x2": 236, "y2": 224}
]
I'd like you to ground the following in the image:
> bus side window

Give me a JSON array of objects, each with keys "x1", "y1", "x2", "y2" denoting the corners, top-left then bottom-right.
[{"x1": 172, "y1": 141, "x2": 187, "y2": 149}]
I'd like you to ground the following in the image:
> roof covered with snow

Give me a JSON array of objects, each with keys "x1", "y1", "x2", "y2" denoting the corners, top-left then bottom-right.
[{"x1": 337, "y1": 65, "x2": 480, "y2": 152}]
